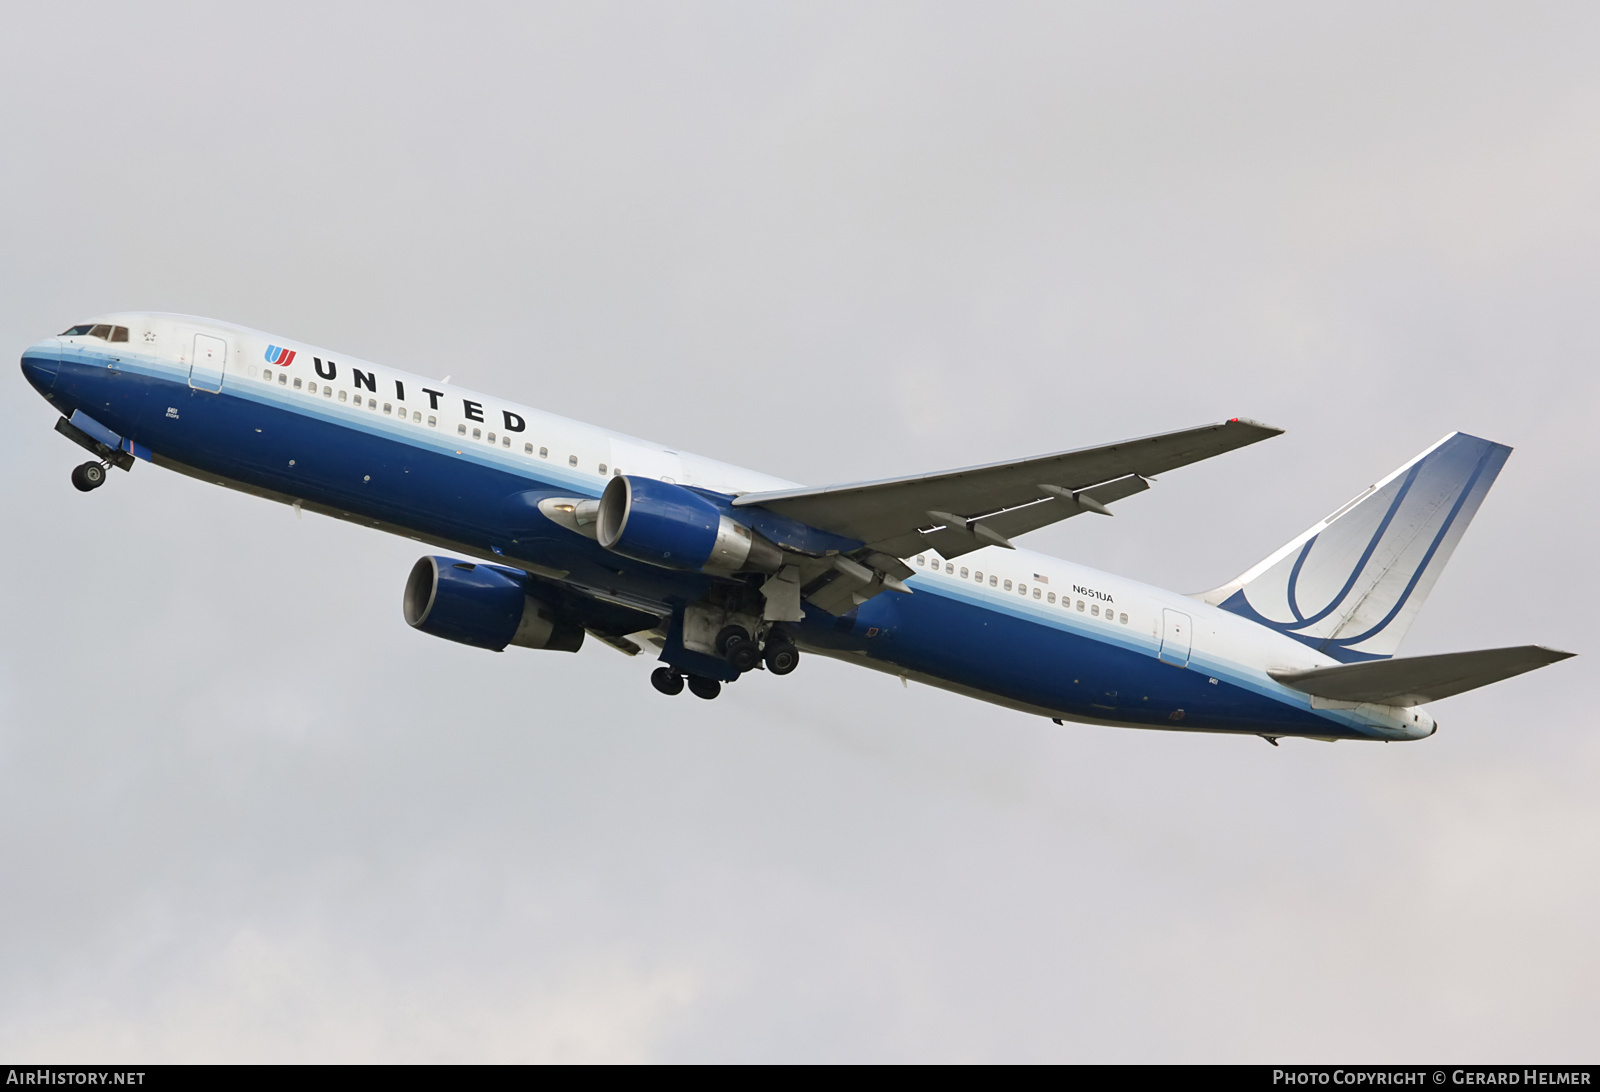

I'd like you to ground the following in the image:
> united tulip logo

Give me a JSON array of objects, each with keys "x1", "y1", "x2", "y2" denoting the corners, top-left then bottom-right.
[{"x1": 264, "y1": 345, "x2": 297, "y2": 367}]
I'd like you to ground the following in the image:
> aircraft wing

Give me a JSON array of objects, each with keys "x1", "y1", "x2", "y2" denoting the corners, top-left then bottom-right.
[
  {"x1": 1269, "y1": 646, "x2": 1575, "y2": 706},
  {"x1": 734, "y1": 418, "x2": 1282, "y2": 560}
]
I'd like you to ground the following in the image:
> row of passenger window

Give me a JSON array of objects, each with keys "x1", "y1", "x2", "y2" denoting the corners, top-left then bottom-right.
[
  {"x1": 914, "y1": 554, "x2": 1129, "y2": 624},
  {"x1": 264, "y1": 367, "x2": 616, "y2": 477},
  {"x1": 265, "y1": 370, "x2": 440, "y2": 426},
  {"x1": 456, "y1": 423, "x2": 618, "y2": 474},
  {"x1": 448, "y1": 418, "x2": 628, "y2": 475}
]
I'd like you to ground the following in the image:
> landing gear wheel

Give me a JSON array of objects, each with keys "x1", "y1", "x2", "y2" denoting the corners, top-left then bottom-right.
[
  {"x1": 650, "y1": 667, "x2": 685, "y2": 696},
  {"x1": 725, "y1": 636, "x2": 760, "y2": 673},
  {"x1": 71, "y1": 462, "x2": 106, "y2": 492},
  {"x1": 714, "y1": 625, "x2": 750, "y2": 655},
  {"x1": 715, "y1": 624, "x2": 760, "y2": 672},
  {"x1": 763, "y1": 640, "x2": 800, "y2": 676},
  {"x1": 686, "y1": 675, "x2": 722, "y2": 700}
]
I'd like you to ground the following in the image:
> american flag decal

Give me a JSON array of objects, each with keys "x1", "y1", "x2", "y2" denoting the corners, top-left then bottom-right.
[{"x1": 1034, "y1": 573, "x2": 1049, "y2": 583}]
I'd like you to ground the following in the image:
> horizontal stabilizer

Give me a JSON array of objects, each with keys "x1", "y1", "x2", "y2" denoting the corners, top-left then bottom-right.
[{"x1": 1269, "y1": 646, "x2": 1575, "y2": 706}]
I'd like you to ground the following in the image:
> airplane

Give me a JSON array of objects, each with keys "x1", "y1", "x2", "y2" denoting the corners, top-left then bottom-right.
[{"x1": 19, "y1": 313, "x2": 1574, "y2": 744}]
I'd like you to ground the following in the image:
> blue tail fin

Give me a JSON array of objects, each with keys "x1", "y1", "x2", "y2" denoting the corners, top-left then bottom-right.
[{"x1": 1201, "y1": 433, "x2": 1511, "y2": 662}]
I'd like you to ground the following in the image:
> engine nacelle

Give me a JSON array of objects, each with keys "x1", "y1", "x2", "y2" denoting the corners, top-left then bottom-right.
[
  {"x1": 403, "y1": 556, "x2": 584, "y2": 652},
  {"x1": 596, "y1": 475, "x2": 782, "y2": 575}
]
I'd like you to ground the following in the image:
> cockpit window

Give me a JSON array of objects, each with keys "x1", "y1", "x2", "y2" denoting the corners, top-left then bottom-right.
[{"x1": 59, "y1": 323, "x2": 130, "y2": 341}]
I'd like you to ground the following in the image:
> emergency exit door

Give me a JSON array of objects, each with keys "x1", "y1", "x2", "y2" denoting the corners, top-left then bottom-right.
[
  {"x1": 1159, "y1": 609, "x2": 1192, "y2": 667},
  {"x1": 189, "y1": 334, "x2": 227, "y2": 392}
]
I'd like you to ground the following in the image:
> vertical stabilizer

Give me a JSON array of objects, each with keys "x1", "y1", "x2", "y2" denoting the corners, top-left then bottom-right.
[{"x1": 1200, "y1": 433, "x2": 1511, "y2": 662}]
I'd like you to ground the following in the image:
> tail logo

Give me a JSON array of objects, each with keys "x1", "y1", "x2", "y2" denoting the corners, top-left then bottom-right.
[
  {"x1": 1212, "y1": 433, "x2": 1511, "y2": 663},
  {"x1": 264, "y1": 345, "x2": 296, "y2": 367}
]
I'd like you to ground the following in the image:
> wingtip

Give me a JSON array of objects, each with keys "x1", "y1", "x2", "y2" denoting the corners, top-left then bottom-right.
[{"x1": 1226, "y1": 417, "x2": 1286, "y2": 436}]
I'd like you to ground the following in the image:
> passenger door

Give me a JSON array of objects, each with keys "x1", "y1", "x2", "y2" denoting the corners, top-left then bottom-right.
[
  {"x1": 189, "y1": 333, "x2": 227, "y2": 392},
  {"x1": 1159, "y1": 608, "x2": 1192, "y2": 667}
]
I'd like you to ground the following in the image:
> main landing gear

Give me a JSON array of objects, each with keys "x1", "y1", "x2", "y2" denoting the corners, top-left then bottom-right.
[
  {"x1": 649, "y1": 627, "x2": 802, "y2": 701},
  {"x1": 70, "y1": 461, "x2": 108, "y2": 492},
  {"x1": 716, "y1": 625, "x2": 800, "y2": 676}
]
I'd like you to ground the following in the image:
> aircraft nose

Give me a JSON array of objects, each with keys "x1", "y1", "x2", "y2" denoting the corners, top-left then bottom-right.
[{"x1": 20, "y1": 341, "x2": 61, "y2": 396}]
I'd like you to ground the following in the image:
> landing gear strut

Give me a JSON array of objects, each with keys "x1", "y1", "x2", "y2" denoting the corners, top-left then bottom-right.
[{"x1": 70, "y1": 461, "x2": 107, "y2": 492}]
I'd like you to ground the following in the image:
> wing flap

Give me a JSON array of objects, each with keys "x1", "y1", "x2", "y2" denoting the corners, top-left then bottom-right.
[{"x1": 1269, "y1": 646, "x2": 1575, "y2": 705}]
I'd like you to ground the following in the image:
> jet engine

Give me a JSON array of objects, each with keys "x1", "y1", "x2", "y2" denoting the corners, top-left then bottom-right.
[
  {"x1": 596, "y1": 475, "x2": 782, "y2": 575},
  {"x1": 403, "y1": 556, "x2": 584, "y2": 652}
]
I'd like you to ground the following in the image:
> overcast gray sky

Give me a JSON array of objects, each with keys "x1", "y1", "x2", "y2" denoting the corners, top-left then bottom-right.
[{"x1": 2, "y1": 1, "x2": 1596, "y2": 1062}]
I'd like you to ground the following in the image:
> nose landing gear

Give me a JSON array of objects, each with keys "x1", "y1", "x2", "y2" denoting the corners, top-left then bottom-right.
[{"x1": 70, "y1": 461, "x2": 108, "y2": 492}]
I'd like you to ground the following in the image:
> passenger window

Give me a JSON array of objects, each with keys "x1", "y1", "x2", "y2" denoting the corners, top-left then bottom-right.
[
  {"x1": 568, "y1": 455, "x2": 578, "y2": 467},
  {"x1": 959, "y1": 567, "x2": 968, "y2": 579},
  {"x1": 502, "y1": 436, "x2": 510, "y2": 448},
  {"x1": 524, "y1": 443, "x2": 534, "y2": 454},
  {"x1": 1119, "y1": 613, "x2": 1128, "y2": 624},
  {"x1": 945, "y1": 563, "x2": 954, "y2": 574},
  {"x1": 1003, "y1": 580, "x2": 1012, "y2": 591},
  {"x1": 428, "y1": 416, "x2": 437, "y2": 427},
  {"x1": 307, "y1": 383, "x2": 317, "y2": 394},
  {"x1": 293, "y1": 377, "x2": 302, "y2": 389},
  {"x1": 487, "y1": 431, "x2": 496, "y2": 443},
  {"x1": 1047, "y1": 592, "x2": 1056, "y2": 604},
  {"x1": 613, "y1": 468, "x2": 622, "y2": 476},
  {"x1": 989, "y1": 575, "x2": 998, "y2": 587},
  {"x1": 368, "y1": 399, "x2": 378, "y2": 410},
  {"x1": 338, "y1": 390, "x2": 347, "y2": 402},
  {"x1": 324, "y1": 387, "x2": 332, "y2": 398},
  {"x1": 1091, "y1": 604, "x2": 1099, "y2": 616},
  {"x1": 397, "y1": 405, "x2": 406, "y2": 417},
  {"x1": 278, "y1": 373, "x2": 287, "y2": 385},
  {"x1": 384, "y1": 403, "x2": 393, "y2": 415},
  {"x1": 457, "y1": 424, "x2": 466, "y2": 435},
  {"x1": 598, "y1": 463, "x2": 607, "y2": 474},
  {"x1": 110, "y1": 326, "x2": 129, "y2": 342},
  {"x1": 262, "y1": 371, "x2": 272, "y2": 383},
  {"x1": 413, "y1": 411, "x2": 421, "y2": 422},
  {"x1": 540, "y1": 447, "x2": 548, "y2": 458},
  {"x1": 1033, "y1": 588, "x2": 1041, "y2": 599},
  {"x1": 916, "y1": 555, "x2": 926, "y2": 565},
  {"x1": 1077, "y1": 600, "x2": 1085, "y2": 612},
  {"x1": 472, "y1": 428, "x2": 482, "y2": 439}
]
